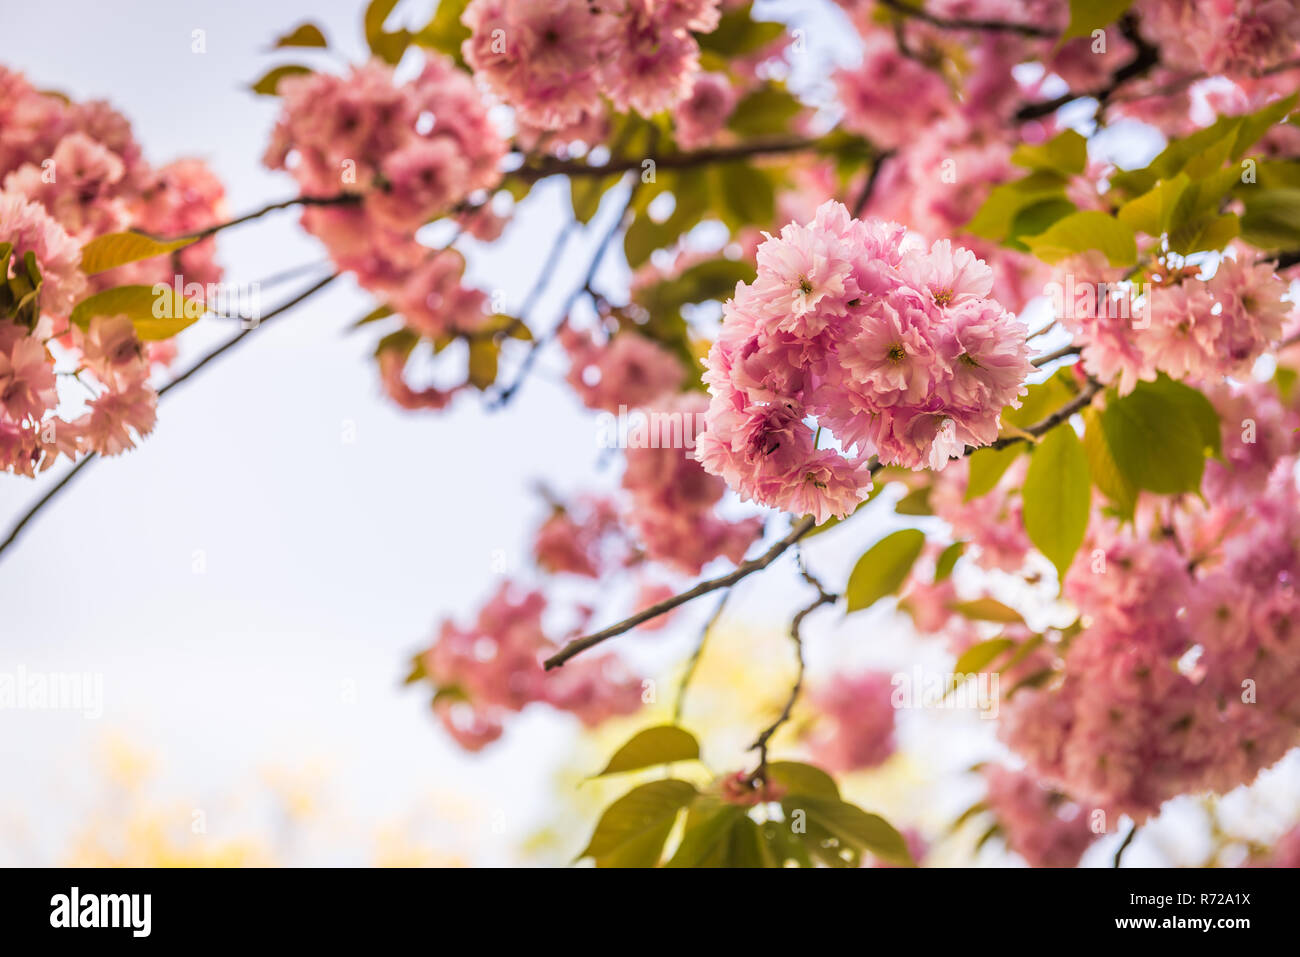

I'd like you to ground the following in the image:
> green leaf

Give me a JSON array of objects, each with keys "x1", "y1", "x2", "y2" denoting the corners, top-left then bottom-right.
[
  {"x1": 1116, "y1": 174, "x2": 1189, "y2": 237},
  {"x1": 1061, "y1": 0, "x2": 1134, "y2": 42},
  {"x1": 965, "y1": 444, "x2": 1021, "y2": 500},
  {"x1": 698, "y1": 6, "x2": 785, "y2": 56},
  {"x1": 726, "y1": 85, "x2": 802, "y2": 137},
  {"x1": 1171, "y1": 211, "x2": 1239, "y2": 255},
  {"x1": 1011, "y1": 130, "x2": 1087, "y2": 176},
  {"x1": 623, "y1": 215, "x2": 660, "y2": 269},
  {"x1": 466, "y1": 337, "x2": 498, "y2": 390},
  {"x1": 364, "y1": 0, "x2": 410, "y2": 64},
  {"x1": 637, "y1": 257, "x2": 754, "y2": 317},
  {"x1": 845, "y1": 529, "x2": 926, "y2": 614},
  {"x1": 1006, "y1": 369, "x2": 1078, "y2": 429},
  {"x1": 79, "y1": 232, "x2": 197, "y2": 275},
  {"x1": 1098, "y1": 381, "x2": 1207, "y2": 494},
  {"x1": 759, "y1": 819, "x2": 814, "y2": 867},
  {"x1": 1082, "y1": 407, "x2": 1137, "y2": 518},
  {"x1": 934, "y1": 542, "x2": 965, "y2": 582},
  {"x1": 1022, "y1": 210, "x2": 1137, "y2": 267},
  {"x1": 579, "y1": 779, "x2": 697, "y2": 868},
  {"x1": 964, "y1": 171, "x2": 1071, "y2": 242},
  {"x1": 664, "y1": 800, "x2": 762, "y2": 868},
  {"x1": 782, "y1": 796, "x2": 914, "y2": 867},
  {"x1": 273, "y1": 23, "x2": 328, "y2": 48},
  {"x1": 950, "y1": 597, "x2": 1024, "y2": 624},
  {"x1": 1144, "y1": 374, "x2": 1220, "y2": 458},
  {"x1": 251, "y1": 64, "x2": 312, "y2": 96},
  {"x1": 1240, "y1": 188, "x2": 1300, "y2": 249},
  {"x1": 713, "y1": 162, "x2": 775, "y2": 231},
  {"x1": 894, "y1": 485, "x2": 932, "y2": 516},
  {"x1": 412, "y1": 0, "x2": 471, "y2": 63},
  {"x1": 351, "y1": 304, "x2": 395, "y2": 329},
  {"x1": 595, "y1": 725, "x2": 700, "y2": 777},
  {"x1": 1022, "y1": 424, "x2": 1091, "y2": 581},
  {"x1": 1007, "y1": 198, "x2": 1077, "y2": 248},
  {"x1": 70, "y1": 285, "x2": 204, "y2": 340},
  {"x1": 767, "y1": 761, "x2": 840, "y2": 800},
  {"x1": 951, "y1": 637, "x2": 1015, "y2": 685},
  {"x1": 570, "y1": 174, "x2": 621, "y2": 225}
]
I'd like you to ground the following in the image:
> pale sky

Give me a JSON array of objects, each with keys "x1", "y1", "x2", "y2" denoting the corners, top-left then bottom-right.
[{"x1": 3, "y1": 0, "x2": 1294, "y2": 867}]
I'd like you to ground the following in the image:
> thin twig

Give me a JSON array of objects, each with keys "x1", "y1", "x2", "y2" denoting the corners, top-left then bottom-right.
[
  {"x1": 748, "y1": 575, "x2": 838, "y2": 784},
  {"x1": 543, "y1": 510, "x2": 827, "y2": 670},
  {"x1": 852, "y1": 149, "x2": 894, "y2": 218},
  {"x1": 158, "y1": 273, "x2": 339, "y2": 397},
  {"x1": 491, "y1": 176, "x2": 637, "y2": 408},
  {"x1": 0, "y1": 273, "x2": 340, "y2": 563},
  {"x1": 672, "y1": 590, "x2": 731, "y2": 724},
  {"x1": 159, "y1": 194, "x2": 359, "y2": 243},
  {"x1": 989, "y1": 379, "x2": 1103, "y2": 450},
  {"x1": 0, "y1": 455, "x2": 97, "y2": 557},
  {"x1": 1031, "y1": 344, "x2": 1081, "y2": 367},
  {"x1": 1113, "y1": 822, "x2": 1139, "y2": 867}
]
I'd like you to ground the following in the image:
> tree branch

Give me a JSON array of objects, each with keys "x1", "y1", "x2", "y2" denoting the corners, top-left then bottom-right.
[
  {"x1": 672, "y1": 589, "x2": 731, "y2": 724},
  {"x1": 877, "y1": 0, "x2": 1054, "y2": 37},
  {"x1": 160, "y1": 194, "x2": 360, "y2": 242},
  {"x1": 1113, "y1": 821, "x2": 1139, "y2": 867},
  {"x1": 491, "y1": 176, "x2": 638, "y2": 408},
  {"x1": 545, "y1": 383, "x2": 1107, "y2": 668},
  {"x1": 748, "y1": 581, "x2": 838, "y2": 784},
  {"x1": 989, "y1": 378, "x2": 1103, "y2": 451},
  {"x1": 1031, "y1": 343, "x2": 1081, "y2": 367},
  {"x1": 852, "y1": 149, "x2": 895, "y2": 218},
  {"x1": 543, "y1": 508, "x2": 830, "y2": 670},
  {"x1": 1016, "y1": 14, "x2": 1160, "y2": 121},
  {"x1": 516, "y1": 137, "x2": 824, "y2": 183},
  {"x1": 0, "y1": 272, "x2": 340, "y2": 564}
]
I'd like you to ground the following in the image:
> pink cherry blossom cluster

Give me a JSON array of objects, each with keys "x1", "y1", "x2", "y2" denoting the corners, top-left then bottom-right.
[
  {"x1": 1136, "y1": 0, "x2": 1300, "y2": 78},
  {"x1": 801, "y1": 670, "x2": 898, "y2": 773},
  {"x1": 460, "y1": 0, "x2": 723, "y2": 129},
  {"x1": 533, "y1": 494, "x2": 624, "y2": 578},
  {"x1": 560, "y1": 326, "x2": 686, "y2": 414},
  {"x1": 1056, "y1": 253, "x2": 1292, "y2": 395},
  {"x1": 621, "y1": 392, "x2": 763, "y2": 575},
  {"x1": 264, "y1": 57, "x2": 508, "y2": 405},
  {"x1": 927, "y1": 455, "x2": 1033, "y2": 573},
  {"x1": 696, "y1": 200, "x2": 1034, "y2": 524},
  {"x1": 999, "y1": 465, "x2": 1300, "y2": 821},
  {"x1": 265, "y1": 57, "x2": 504, "y2": 231},
  {"x1": 0, "y1": 68, "x2": 227, "y2": 475},
  {"x1": 420, "y1": 582, "x2": 642, "y2": 751},
  {"x1": 981, "y1": 764, "x2": 1098, "y2": 868},
  {"x1": 559, "y1": 321, "x2": 762, "y2": 573}
]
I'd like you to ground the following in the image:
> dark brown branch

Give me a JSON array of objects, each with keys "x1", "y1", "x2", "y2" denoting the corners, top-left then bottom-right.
[
  {"x1": 1113, "y1": 821, "x2": 1139, "y2": 867},
  {"x1": 516, "y1": 137, "x2": 824, "y2": 183},
  {"x1": 852, "y1": 149, "x2": 895, "y2": 218},
  {"x1": 162, "y1": 194, "x2": 360, "y2": 242},
  {"x1": 543, "y1": 509, "x2": 829, "y2": 669},
  {"x1": 1016, "y1": 14, "x2": 1160, "y2": 121},
  {"x1": 1031, "y1": 343, "x2": 1081, "y2": 367},
  {"x1": 748, "y1": 584, "x2": 838, "y2": 784},
  {"x1": 989, "y1": 378, "x2": 1103, "y2": 450},
  {"x1": 877, "y1": 0, "x2": 1054, "y2": 38},
  {"x1": 546, "y1": 383, "x2": 1108, "y2": 668}
]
